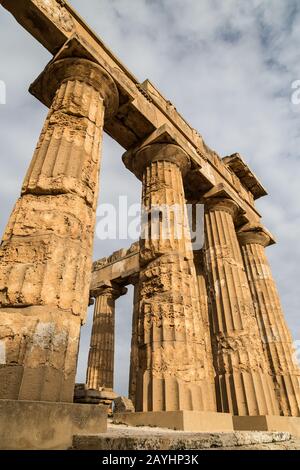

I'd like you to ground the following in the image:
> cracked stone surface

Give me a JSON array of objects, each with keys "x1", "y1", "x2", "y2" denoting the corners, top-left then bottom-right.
[
  {"x1": 0, "y1": 58, "x2": 118, "y2": 403},
  {"x1": 72, "y1": 421, "x2": 300, "y2": 450}
]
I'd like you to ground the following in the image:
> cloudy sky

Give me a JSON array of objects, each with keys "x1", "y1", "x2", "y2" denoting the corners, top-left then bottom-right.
[{"x1": 0, "y1": 0, "x2": 299, "y2": 396}]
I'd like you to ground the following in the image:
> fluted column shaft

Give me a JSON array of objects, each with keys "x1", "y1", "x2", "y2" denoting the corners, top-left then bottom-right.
[
  {"x1": 129, "y1": 276, "x2": 140, "y2": 406},
  {"x1": 86, "y1": 284, "x2": 126, "y2": 391},
  {"x1": 238, "y1": 227, "x2": 300, "y2": 416},
  {"x1": 127, "y1": 143, "x2": 215, "y2": 412},
  {"x1": 204, "y1": 198, "x2": 279, "y2": 416},
  {"x1": 194, "y1": 249, "x2": 217, "y2": 412},
  {"x1": 0, "y1": 58, "x2": 118, "y2": 402}
]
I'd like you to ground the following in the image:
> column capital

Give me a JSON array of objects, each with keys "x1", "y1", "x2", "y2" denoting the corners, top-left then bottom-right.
[
  {"x1": 202, "y1": 183, "x2": 247, "y2": 224},
  {"x1": 30, "y1": 57, "x2": 119, "y2": 119},
  {"x1": 204, "y1": 197, "x2": 240, "y2": 219},
  {"x1": 92, "y1": 281, "x2": 128, "y2": 300},
  {"x1": 124, "y1": 143, "x2": 191, "y2": 179},
  {"x1": 237, "y1": 223, "x2": 275, "y2": 247}
]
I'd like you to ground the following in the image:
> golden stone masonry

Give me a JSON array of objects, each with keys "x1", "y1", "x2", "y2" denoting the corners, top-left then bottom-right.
[{"x1": 0, "y1": 0, "x2": 300, "y2": 450}]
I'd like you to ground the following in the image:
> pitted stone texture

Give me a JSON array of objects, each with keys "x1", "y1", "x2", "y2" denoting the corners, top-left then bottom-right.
[
  {"x1": 0, "y1": 194, "x2": 94, "y2": 316},
  {"x1": 23, "y1": 78, "x2": 105, "y2": 208},
  {"x1": 34, "y1": 0, "x2": 75, "y2": 34},
  {"x1": 0, "y1": 307, "x2": 81, "y2": 402},
  {"x1": 204, "y1": 198, "x2": 279, "y2": 416},
  {"x1": 0, "y1": 58, "x2": 116, "y2": 402},
  {"x1": 239, "y1": 227, "x2": 300, "y2": 417},
  {"x1": 133, "y1": 146, "x2": 215, "y2": 413},
  {"x1": 0, "y1": 61, "x2": 107, "y2": 319},
  {"x1": 140, "y1": 157, "x2": 192, "y2": 264}
]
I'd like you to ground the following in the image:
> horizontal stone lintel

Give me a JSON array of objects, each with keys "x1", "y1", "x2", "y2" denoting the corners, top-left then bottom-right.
[{"x1": 91, "y1": 243, "x2": 140, "y2": 292}]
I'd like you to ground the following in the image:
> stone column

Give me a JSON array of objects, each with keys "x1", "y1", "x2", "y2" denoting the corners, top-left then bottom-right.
[
  {"x1": 238, "y1": 225, "x2": 300, "y2": 416},
  {"x1": 194, "y1": 249, "x2": 217, "y2": 412},
  {"x1": 124, "y1": 143, "x2": 215, "y2": 412},
  {"x1": 204, "y1": 197, "x2": 279, "y2": 416},
  {"x1": 0, "y1": 58, "x2": 119, "y2": 402},
  {"x1": 128, "y1": 275, "x2": 140, "y2": 407},
  {"x1": 86, "y1": 283, "x2": 127, "y2": 391}
]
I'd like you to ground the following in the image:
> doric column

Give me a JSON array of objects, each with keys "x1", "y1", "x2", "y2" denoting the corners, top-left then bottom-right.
[
  {"x1": 238, "y1": 224, "x2": 300, "y2": 416},
  {"x1": 86, "y1": 283, "x2": 127, "y2": 391},
  {"x1": 128, "y1": 275, "x2": 140, "y2": 407},
  {"x1": 204, "y1": 197, "x2": 279, "y2": 416},
  {"x1": 124, "y1": 143, "x2": 215, "y2": 412},
  {"x1": 0, "y1": 58, "x2": 119, "y2": 402},
  {"x1": 194, "y1": 249, "x2": 217, "y2": 412}
]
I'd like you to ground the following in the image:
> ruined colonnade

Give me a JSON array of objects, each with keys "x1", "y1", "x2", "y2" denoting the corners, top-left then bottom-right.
[{"x1": 0, "y1": 1, "x2": 299, "y2": 436}]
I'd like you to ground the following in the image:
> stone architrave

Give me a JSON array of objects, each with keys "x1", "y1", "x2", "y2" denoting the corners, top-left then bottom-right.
[{"x1": 0, "y1": 57, "x2": 119, "y2": 402}]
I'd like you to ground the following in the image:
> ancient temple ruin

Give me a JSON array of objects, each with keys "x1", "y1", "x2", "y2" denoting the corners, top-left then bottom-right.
[{"x1": 0, "y1": 0, "x2": 300, "y2": 449}]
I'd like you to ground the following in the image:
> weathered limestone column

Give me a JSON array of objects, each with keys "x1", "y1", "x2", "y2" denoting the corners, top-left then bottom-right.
[
  {"x1": 194, "y1": 249, "x2": 217, "y2": 412},
  {"x1": 204, "y1": 197, "x2": 279, "y2": 416},
  {"x1": 128, "y1": 275, "x2": 140, "y2": 407},
  {"x1": 238, "y1": 224, "x2": 300, "y2": 416},
  {"x1": 124, "y1": 143, "x2": 215, "y2": 412},
  {"x1": 86, "y1": 283, "x2": 127, "y2": 391},
  {"x1": 0, "y1": 58, "x2": 119, "y2": 402}
]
